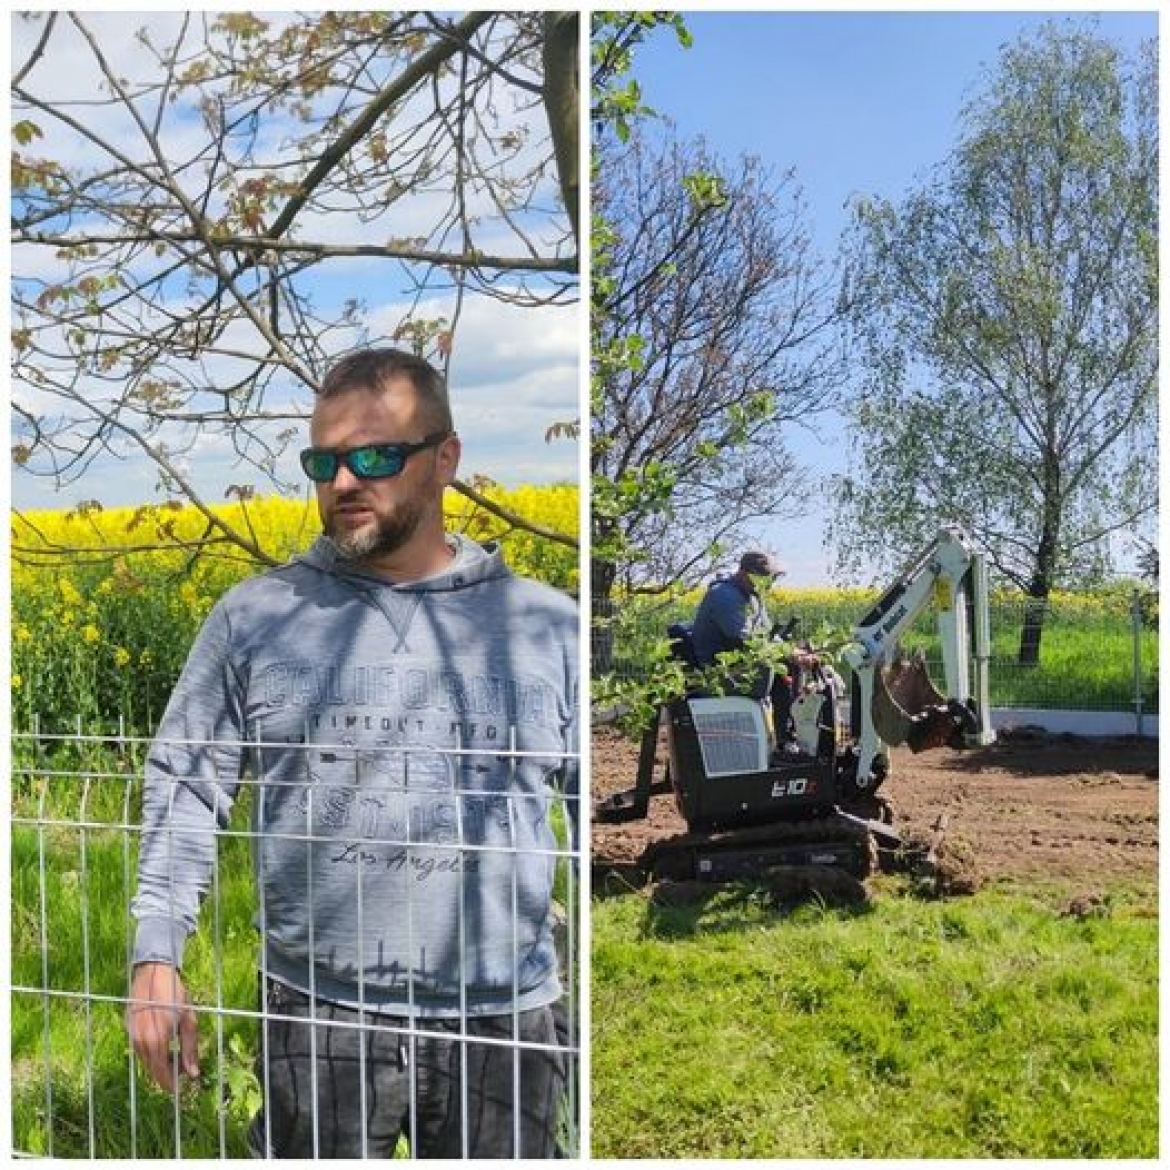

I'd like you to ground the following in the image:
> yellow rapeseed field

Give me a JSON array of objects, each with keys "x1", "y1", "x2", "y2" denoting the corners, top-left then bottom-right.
[{"x1": 12, "y1": 484, "x2": 578, "y2": 733}]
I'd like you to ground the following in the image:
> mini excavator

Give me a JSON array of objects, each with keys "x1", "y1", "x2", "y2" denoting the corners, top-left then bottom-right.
[{"x1": 594, "y1": 528, "x2": 996, "y2": 880}]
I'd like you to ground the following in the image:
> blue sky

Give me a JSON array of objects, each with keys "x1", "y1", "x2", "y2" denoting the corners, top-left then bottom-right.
[
  {"x1": 632, "y1": 8, "x2": 1158, "y2": 584},
  {"x1": 9, "y1": 12, "x2": 580, "y2": 514}
]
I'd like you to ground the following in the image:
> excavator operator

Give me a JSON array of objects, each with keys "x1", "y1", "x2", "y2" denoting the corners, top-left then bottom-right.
[
  {"x1": 690, "y1": 551, "x2": 816, "y2": 740},
  {"x1": 690, "y1": 550, "x2": 778, "y2": 664}
]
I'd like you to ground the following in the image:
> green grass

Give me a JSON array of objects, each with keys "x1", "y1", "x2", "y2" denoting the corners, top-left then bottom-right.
[
  {"x1": 986, "y1": 608, "x2": 1157, "y2": 712},
  {"x1": 601, "y1": 591, "x2": 1158, "y2": 714},
  {"x1": 11, "y1": 736, "x2": 579, "y2": 1158},
  {"x1": 591, "y1": 878, "x2": 1158, "y2": 1158},
  {"x1": 11, "y1": 738, "x2": 261, "y2": 1157}
]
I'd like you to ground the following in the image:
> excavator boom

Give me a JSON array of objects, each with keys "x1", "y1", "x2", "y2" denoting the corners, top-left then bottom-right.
[{"x1": 844, "y1": 528, "x2": 995, "y2": 788}]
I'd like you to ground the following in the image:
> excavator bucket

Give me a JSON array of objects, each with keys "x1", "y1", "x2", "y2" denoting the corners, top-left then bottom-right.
[
  {"x1": 872, "y1": 649, "x2": 976, "y2": 753},
  {"x1": 880, "y1": 650, "x2": 946, "y2": 715}
]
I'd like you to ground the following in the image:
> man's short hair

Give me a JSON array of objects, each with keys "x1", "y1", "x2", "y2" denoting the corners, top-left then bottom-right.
[{"x1": 318, "y1": 347, "x2": 453, "y2": 433}]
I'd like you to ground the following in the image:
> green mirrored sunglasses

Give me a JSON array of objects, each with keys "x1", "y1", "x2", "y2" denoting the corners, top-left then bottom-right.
[{"x1": 300, "y1": 431, "x2": 450, "y2": 483}]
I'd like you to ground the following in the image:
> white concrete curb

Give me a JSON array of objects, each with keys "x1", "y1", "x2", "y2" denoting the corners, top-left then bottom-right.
[{"x1": 992, "y1": 708, "x2": 1158, "y2": 738}]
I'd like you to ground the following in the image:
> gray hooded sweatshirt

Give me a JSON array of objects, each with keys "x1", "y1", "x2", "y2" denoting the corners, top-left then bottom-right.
[{"x1": 131, "y1": 534, "x2": 578, "y2": 1018}]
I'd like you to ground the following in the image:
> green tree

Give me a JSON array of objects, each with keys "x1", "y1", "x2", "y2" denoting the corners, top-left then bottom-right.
[
  {"x1": 591, "y1": 14, "x2": 847, "y2": 679},
  {"x1": 591, "y1": 11, "x2": 691, "y2": 140},
  {"x1": 594, "y1": 128, "x2": 845, "y2": 605},
  {"x1": 835, "y1": 24, "x2": 1157, "y2": 664},
  {"x1": 12, "y1": 11, "x2": 579, "y2": 563}
]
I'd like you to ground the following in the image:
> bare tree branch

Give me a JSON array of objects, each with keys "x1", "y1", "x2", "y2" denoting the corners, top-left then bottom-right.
[
  {"x1": 12, "y1": 11, "x2": 580, "y2": 563},
  {"x1": 265, "y1": 11, "x2": 494, "y2": 242}
]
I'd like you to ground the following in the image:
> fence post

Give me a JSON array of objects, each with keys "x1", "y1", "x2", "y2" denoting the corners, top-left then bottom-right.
[{"x1": 1132, "y1": 588, "x2": 1144, "y2": 738}]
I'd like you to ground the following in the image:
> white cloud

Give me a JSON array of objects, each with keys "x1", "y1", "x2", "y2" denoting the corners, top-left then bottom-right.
[
  {"x1": 13, "y1": 290, "x2": 580, "y2": 510},
  {"x1": 361, "y1": 293, "x2": 581, "y2": 484},
  {"x1": 13, "y1": 11, "x2": 565, "y2": 262},
  {"x1": 12, "y1": 12, "x2": 580, "y2": 513}
]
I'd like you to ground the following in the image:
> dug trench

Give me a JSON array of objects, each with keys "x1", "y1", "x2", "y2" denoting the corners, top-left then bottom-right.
[{"x1": 590, "y1": 724, "x2": 1158, "y2": 907}]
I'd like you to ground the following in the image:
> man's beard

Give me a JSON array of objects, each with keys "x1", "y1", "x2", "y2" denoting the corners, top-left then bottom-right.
[{"x1": 326, "y1": 497, "x2": 424, "y2": 563}]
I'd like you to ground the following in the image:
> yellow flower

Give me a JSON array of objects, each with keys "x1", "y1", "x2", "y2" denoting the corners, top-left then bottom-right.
[
  {"x1": 58, "y1": 578, "x2": 82, "y2": 607},
  {"x1": 82, "y1": 624, "x2": 101, "y2": 644},
  {"x1": 12, "y1": 674, "x2": 22, "y2": 691},
  {"x1": 114, "y1": 646, "x2": 131, "y2": 668},
  {"x1": 14, "y1": 625, "x2": 31, "y2": 643}
]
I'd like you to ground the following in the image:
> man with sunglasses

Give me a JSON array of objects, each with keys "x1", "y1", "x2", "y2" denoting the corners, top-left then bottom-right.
[{"x1": 127, "y1": 347, "x2": 578, "y2": 1158}]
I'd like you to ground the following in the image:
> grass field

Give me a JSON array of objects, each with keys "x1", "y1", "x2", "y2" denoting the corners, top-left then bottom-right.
[
  {"x1": 11, "y1": 735, "x2": 260, "y2": 1157},
  {"x1": 11, "y1": 734, "x2": 578, "y2": 1158},
  {"x1": 591, "y1": 877, "x2": 1158, "y2": 1158},
  {"x1": 598, "y1": 587, "x2": 1158, "y2": 714}
]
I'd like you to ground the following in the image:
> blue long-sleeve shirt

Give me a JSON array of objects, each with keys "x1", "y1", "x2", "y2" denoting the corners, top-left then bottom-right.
[{"x1": 690, "y1": 575, "x2": 768, "y2": 665}]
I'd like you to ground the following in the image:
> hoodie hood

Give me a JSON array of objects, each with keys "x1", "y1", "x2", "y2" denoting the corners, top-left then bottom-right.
[{"x1": 295, "y1": 531, "x2": 509, "y2": 594}]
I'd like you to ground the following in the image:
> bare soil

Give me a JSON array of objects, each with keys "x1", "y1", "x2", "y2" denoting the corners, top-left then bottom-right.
[{"x1": 591, "y1": 723, "x2": 1158, "y2": 896}]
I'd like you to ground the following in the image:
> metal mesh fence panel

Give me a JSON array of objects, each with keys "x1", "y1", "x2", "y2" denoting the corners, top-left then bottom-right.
[
  {"x1": 594, "y1": 589, "x2": 1158, "y2": 719},
  {"x1": 10, "y1": 726, "x2": 580, "y2": 1159}
]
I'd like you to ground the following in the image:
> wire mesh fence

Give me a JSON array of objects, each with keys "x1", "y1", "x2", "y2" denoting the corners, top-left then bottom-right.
[
  {"x1": 10, "y1": 726, "x2": 580, "y2": 1159},
  {"x1": 593, "y1": 588, "x2": 1158, "y2": 722}
]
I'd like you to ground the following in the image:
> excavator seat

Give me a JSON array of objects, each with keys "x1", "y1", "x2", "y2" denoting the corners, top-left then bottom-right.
[{"x1": 666, "y1": 622, "x2": 700, "y2": 669}]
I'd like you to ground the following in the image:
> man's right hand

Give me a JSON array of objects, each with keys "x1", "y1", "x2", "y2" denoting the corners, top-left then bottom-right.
[{"x1": 126, "y1": 962, "x2": 200, "y2": 1092}]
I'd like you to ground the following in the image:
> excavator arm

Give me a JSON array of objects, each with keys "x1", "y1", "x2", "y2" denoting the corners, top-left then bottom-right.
[{"x1": 842, "y1": 528, "x2": 995, "y2": 790}]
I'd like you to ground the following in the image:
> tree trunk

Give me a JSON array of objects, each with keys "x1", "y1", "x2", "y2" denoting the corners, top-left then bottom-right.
[
  {"x1": 1019, "y1": 446, "x2": 1062, "y2": 666},
  {"x1": 1018, "y1": 516, "x2": 1058, "y2": 666},
  {"x1": 591, "y1": 554, "x2": 617, "y2": 674},
  {"x1": 1018, "y1": 592, "x2": 1049, "y2": 667},
  {"x1": 541, "y1": 13, "x2": 580, "y2": 249}
]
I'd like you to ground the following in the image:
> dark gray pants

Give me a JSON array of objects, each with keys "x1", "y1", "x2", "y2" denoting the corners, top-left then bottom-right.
[{"x1": 247, "y1": 979, "x2": 569, "y2": 1159}]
